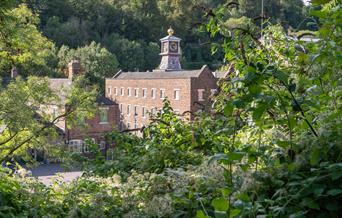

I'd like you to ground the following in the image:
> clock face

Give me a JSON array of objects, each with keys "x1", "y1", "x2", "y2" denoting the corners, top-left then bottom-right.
[{"x1": 169, "y1": 41, "x2": 178, "y2": 52}]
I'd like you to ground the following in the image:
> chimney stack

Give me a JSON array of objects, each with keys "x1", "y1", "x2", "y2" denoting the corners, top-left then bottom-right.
[
  {"x1": 67, "y1": 60, "x2": 82, "y2": 80},
  {"x1": 11, "y1": 67, "x2": 18, "y2": 78}
]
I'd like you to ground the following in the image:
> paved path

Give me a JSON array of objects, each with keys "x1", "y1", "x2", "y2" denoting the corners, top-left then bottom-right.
[{"x1": 30, "y1": 163, "x2": 82, "y2": 185}]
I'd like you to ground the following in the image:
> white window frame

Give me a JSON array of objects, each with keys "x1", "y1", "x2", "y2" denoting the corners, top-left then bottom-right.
[
  {"x1": 127, "y1": 104, "x2": 131, "y2": 116},
  {"x1": 114, "y1": 87, "x2": 118, "y2": 95},
  {"x1": 127, "y1": 87, "x2": 132, "y2": 97},
  {"x1": 134, "y1": 105, "x2": 139, "y2": 116},
  {"x1": 160, "y1": 88, "x2": 165, "y2": 99},
  {"x1": 151, "y1": 88, "x2": 156, "y2": 99},
  {"x1": 134, "y1": 88, "x2": 139, "y2": 97},
  {"x1": 127, "y1": 122, "x2": 131, "y2": 129},
  {"x1": 142, "y1": 88, "x2": 147, "y2": 98},
  {"x1": 120, "y1": 87, "x2": 124, "y2": 96},
  {"x1": 99, "y1": 107, "x2": 109, "y2": 124},
  {"x1": 134, "y1": 120, "x2": 139, "y2": 129},
  {"x1": 142, "y1": 106, "x2": 147, "y2": 118},
  {"x1": 69, "y1": 139, "x2": 83, "y2": 153},
  {"x1": 119, "y1": 103, "x2": 123, "y2": 114},
  {"x1": 198, "y1": 89, "x2": 205, "y2": 101},
  {"x1": 107, "y1": 86, "x2": 112, "y2": 97},
  {"x1": 174, "y1": 89, "x2": 180, "y2": 100}
]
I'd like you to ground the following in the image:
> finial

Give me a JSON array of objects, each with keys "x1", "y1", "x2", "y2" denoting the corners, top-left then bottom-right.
[{"x1": 167, "y1": 26, "x2": 174, "y2": 36}]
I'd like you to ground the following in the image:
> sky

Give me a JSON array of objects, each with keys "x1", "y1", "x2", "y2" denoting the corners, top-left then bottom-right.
[{"x1": 302, "y1": 0, "x2": 310, "y2": 5}]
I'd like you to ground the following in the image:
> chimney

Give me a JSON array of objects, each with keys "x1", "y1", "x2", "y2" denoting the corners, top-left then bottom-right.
[
  {"x1": 67, "y1": 60, "x2": 81, "y2": 80},
  {"x1": 11, "y1": 67, "x2": 18, "y2": 78}
]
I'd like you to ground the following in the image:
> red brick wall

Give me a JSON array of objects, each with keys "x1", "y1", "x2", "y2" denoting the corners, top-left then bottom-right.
[
  {"x1": 190, "y1": 66, "x2": 218, "y2": 119},
  {"x1": 105, "y1": 67, "x2": 218, "y2": 130},
  {"x1": 105, "y1": 78, "x2": 192, "y2": 129},
  {"x1": 66, "y1": 104, "x2": 119, "y2": 142}
]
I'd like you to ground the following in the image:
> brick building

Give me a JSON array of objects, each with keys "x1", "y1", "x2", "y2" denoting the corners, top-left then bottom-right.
[
  {"x1": 105, "y1": 28, "x2": 218, "y2": 131},
  {"x1": 49, "y1": 60, "x2": 120, "y2": 153}
]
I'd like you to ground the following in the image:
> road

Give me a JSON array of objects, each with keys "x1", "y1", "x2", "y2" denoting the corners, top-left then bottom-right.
[{"x1": 30, "y1": 163, "x2": 82, "y2": 185}]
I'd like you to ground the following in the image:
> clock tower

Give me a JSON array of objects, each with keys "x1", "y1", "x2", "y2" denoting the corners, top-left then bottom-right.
[{"x1": 158, "y1": 27, "x2": 182, "y2": 71}]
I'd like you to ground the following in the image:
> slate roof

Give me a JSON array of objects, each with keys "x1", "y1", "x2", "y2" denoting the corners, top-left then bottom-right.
[
  {"x1": 213, "y1": 71, "x2": 229, "y2": 79},
  {"x1": 96, "y1": 96, "x2": 116, "y2": 106},
  {"x1": 111, "y1": 65, "x2": 208, "y2": 80}
]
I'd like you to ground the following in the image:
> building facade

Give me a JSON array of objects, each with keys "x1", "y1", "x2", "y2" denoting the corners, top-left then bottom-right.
[
  {"x1": 105, "y1": 28, "x2": 218, "y2": 131},
  {"x1": 49, "y1": 61, "x2": 120, "y2": 154}
]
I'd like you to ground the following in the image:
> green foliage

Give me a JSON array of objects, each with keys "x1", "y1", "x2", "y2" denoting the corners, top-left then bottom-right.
[
  {"x1": 0, "y1": 4, "x2": 55, "y2": 77},
  {"x1": 0, "y1": 76, "x2": 97, "y2": 163},
  {"x1": 57, "y1": 42, "x2": 119, "y2": 92}
]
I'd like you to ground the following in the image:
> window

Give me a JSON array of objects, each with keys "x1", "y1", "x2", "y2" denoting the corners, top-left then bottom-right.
[
  {"x1": 83, "y1": 138, "x2": 95, "y2": 153},
  {"x1": 134, "y1": 88, "x2": 139, "y2": 97},
  {"x1": 120, "y1": 87, "x2": 124, "y2": 96},
  {"x1": 134, "y1": 105, "x2": 138, "y2": 116},
  {"x1": 127, "y1": 87, "x2": 132, "y2": 96},
  {"x1": 114, "y1": 87, "x2": 118, "y2": 95},
  {"x1": 151, "y1": 88, "x2": 156, "y2": 99},
  {"x1": 134, "y1": 120, "x2": 138, "y2": 129},
  {"x1": 211, "y1": 89, "x2": 218, "y2": 96},
  {"x1": 142, "y1": 107, "x2": 147, "y2": 118},
  {"x1": 160, "y1": 89, "x2": 165, "y2": 99},
  {"x1": 127, "y1": 122, "x2": 131, "y2": 129},
  {"x1": 174, "y1": 89, "x2": 180, "y2": 100},
  {"x1": 99, "y1": 107, "x2": 109, "y2": 124},
  {"x1": 107, "y1": 86, "x2": 112, "y2": 96},
  {"x1": 99, "y1": 141, "x2": 106, "y2": 150},
  {"x1": 119, "y1": 104, "x2": 123, "y2": 114},
  {"x1": 143, "y1": 89, "x2": 147, "y2": 98},
  {"x1": 127, "y1": 105, "x2": 131, "y2": 116},
  {"x1": 198, "y1": 89, "x2": 205, "y2": 101},
  {"x1": 69, "y1": 140, "x2": 83, "y2": 153}
]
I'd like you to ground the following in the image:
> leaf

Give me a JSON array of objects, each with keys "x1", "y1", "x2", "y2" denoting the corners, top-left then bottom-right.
[
  {"x1": 224, "y1": 102, "x2": 234, "y2": 117},
  {"x1": 230, "y1": 209, "x2": 241, "y2": 217},
  {"x1": 221, "y1": 188, "x2": 232, "y2": 197},
  {"x1": 273, "y1": 70, "x2": 289, "y2": 85},
  {"x1": 253, "y1": 104, "x2": 267, "y2": 121},
  {"x1": 208, "y1": 153, "x2": 228, "y2": 165},
  {"x1": 227, "y1": 152, "x2": 245, "y2": 161},
  {"x1": 196, "y1": 210, "x2": 211, "y2": 218},
  {"x1": 310, "y1": 148, "x2": 321, "y2": 165},
  {"x1": 312, "y1": 0, "x2": 331, "y2": 5},
  {"x1": 326, "y1": 189, "x2": 342, "y2": 196},
  {"x1": 211, "y1": 197, "x2": 229, "y2": 211}
]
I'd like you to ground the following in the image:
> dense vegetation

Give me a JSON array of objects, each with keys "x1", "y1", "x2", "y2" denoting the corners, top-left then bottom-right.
[
  {"x1": 1, "y1": 0, "x2": 341, "y2": 217},
  {"x1": 1, "y1": 0, "x2": 310, "y2": 79}
]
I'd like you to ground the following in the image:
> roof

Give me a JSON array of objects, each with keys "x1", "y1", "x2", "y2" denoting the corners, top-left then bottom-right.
[
  {"x1": 111, "y1": 65, "x2": 209, "y2": 80},
  {"x1": 49, "y1": 78, "x2": 72, "y2": 90},
  {"x1": 213, "y1": 71, "x2": 229, "y2": 79},
  {"x1": 96, "y1": 96, "x2": 116, "y2": 106},
  {"x1": 49, "y1": 78, "x2": 72, "y2": 102},
  {"x1": 160, "y1": 35, "x2": 181, "y2": 41}
]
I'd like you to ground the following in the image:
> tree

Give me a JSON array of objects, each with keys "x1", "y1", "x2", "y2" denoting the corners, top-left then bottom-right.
[
  {"x1": 0, "y1": 4, "x2": 54, "y2": 77},
  {"x1": 57, "y1": 42, "x2": 119, "y2": 92},
  {"x1": 0, "y1": 76, "x2": 97, "y2": 163}
]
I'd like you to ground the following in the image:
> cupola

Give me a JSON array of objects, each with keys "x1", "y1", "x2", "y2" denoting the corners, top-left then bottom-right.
[{"x1": 157, "y1": 27, "x2": 182, "y2": 71}]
